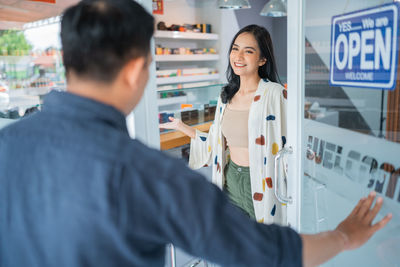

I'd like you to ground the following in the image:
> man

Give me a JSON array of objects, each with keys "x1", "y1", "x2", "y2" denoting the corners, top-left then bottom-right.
[{"x1": 0, "y1": 0, "x2": 392, "y2": 266}]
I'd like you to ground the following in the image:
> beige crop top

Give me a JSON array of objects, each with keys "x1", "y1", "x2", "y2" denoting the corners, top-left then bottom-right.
[{"x1": 221, "y1": 106, "x2": 249, "y2": 148}]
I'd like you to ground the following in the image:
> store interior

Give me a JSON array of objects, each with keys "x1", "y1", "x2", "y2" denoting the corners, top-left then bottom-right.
[
  {"x1": 1, "y1": 0, "x2": 399, "y2": 266},
  {"x1": 0, "y1": 1, "x2": 288, "y2": 266}
]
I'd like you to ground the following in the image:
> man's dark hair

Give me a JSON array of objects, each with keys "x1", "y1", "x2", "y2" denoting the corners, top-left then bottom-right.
[{"x1": 61, "y1": 0, "x2": 154, "y2": 82}]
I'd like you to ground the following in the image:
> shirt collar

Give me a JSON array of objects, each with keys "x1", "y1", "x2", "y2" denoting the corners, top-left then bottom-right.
[{"x1": 42, "y1": 90, "x2": 128, "y2": 133}]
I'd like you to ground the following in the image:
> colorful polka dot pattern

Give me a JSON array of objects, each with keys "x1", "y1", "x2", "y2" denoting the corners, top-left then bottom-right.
[
  {"x1": 214, "y1": 150, "x2": 221, "y2": 173},
  {"x1": 255, "y1": 135, "x2": 265, "y2": 145},
  {"x1": 266, "y1": 115, "x2": 275, "y2": 121},
  {"x1": 271, "y1": 204, "x2": 276, "y2": 216},
  {"x1": 265, "y1": 177, "x2": 273, "y2": 188},
  {"x1": 189, "y1": 81, "x2": 286, "y2": 224},
  {"x1": 253, "y1": 192, "x2": 263, "y2": 201},
  {"x1": 272, "y1": 143, "x2": 279, "y2": 155},
  {"x1": 214, "y1": 154, "x2": 221, "y2": 172}
]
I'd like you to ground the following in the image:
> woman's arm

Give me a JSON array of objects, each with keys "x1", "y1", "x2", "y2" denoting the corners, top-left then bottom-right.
[
  {"x1": 159, "y1": 117, "x2": 196, "y2": 139},
  {"x1": 301, "y1": 192, "x2": 392, "y2": 267}
]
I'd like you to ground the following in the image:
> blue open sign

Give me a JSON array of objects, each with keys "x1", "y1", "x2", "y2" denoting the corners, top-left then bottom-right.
[{"x1": 330, "y1": 3, "x2": 399, "y2": 90}]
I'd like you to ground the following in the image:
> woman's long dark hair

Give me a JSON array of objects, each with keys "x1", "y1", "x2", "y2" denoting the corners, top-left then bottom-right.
[{"x1": 221, "y1": 24, "x2": 281, "y2": 103}]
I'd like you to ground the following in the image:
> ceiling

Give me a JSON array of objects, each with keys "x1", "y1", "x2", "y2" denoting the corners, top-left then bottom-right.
[{"x1": 0, "y1": 0, "x2": 79, "y2": 29}]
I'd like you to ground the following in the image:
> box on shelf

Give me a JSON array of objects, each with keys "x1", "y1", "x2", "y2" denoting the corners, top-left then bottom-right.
[
  {"x1": 156, "y1": 22, "x2": 212, "y2": 33},
  {"x1": 158, "y1": 90, "x2": 186, "y2": 99},
  {"x1": 181, "y1": 109, "x2": 199, "y2": 125},
  {"x1": 156, "y1": 68, "x2": 218, "y2": 78},
  {"x1": 157, "y1": 81, "x2": 220, "y2": 92},
  {"x1": 155, "y1": 46, "x2": 217, "y2": 56},
  {"x1": 204, "y1": 104, "x2": 216, "y2": 122}
]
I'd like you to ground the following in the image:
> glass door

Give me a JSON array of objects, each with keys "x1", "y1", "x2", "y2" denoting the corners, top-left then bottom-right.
[{"x1": 287, "y1": 0, "x2": 400, "y2": 266}]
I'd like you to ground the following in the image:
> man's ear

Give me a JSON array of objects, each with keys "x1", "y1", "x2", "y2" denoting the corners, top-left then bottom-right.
[{"x1": 123, "y1": 57, "x2": 146, "y2": 90}]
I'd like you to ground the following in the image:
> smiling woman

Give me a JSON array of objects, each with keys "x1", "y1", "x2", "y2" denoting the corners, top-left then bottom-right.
[{"x1": 159, "y1": 24, "x2": 288, "y2": 225}]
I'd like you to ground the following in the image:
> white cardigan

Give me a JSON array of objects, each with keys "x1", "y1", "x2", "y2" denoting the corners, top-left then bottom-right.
[{"x1": 189, "y1": 79, "x2": 287, "y2": 225}]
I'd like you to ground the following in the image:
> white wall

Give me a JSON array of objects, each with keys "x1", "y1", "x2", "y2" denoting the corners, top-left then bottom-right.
[{"x1": 130, "y1": 0, "x2": 160, "y2": 149}]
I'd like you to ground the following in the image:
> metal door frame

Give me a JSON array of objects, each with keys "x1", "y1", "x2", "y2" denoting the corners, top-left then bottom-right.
[{"x1": 286, "y1": 0, "x2": 305, "y2": 231}]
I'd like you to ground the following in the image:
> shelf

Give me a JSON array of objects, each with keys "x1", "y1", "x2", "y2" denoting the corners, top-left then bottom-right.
[
  {"x1": 155, "y1": 54, "x2": 219, "y2": 62},
  {"x1": 156, "y1": 74, "x2": 220, "y2": 85},
  {"x1": 157, "y1": 82, "x2": 223, "y2": 92},
  {"x1": 160, "y1": 121, "x2": 213, "y2": 150},
  {"x1": 157, "y1": 95, "x2": 188, "y2": 106},
  {"x1": 154, "y1": 30, "x2": 218, "y2": 40}
]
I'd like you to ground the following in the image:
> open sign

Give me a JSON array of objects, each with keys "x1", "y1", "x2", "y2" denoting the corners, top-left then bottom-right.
[{"x1": 330, "y1": 4, "x2": 399, "y2": 90}]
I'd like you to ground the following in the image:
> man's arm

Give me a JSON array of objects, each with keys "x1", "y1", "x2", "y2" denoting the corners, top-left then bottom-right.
[{"x1": 301, "y1": 192, "x2": 392, "y2": 267}]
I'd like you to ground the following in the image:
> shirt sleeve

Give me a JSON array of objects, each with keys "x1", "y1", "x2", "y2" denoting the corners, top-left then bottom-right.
[
  {"x1": 160, "y1": 162, "x2": 303, "y2": 267},
  {"x1": 188, "y1": 98, "x2": 222, "y2": 169}
]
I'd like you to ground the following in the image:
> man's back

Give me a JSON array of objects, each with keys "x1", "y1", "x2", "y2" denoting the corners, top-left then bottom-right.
[
  {"x1": 0, "y1": 91, "x2": 169, "y2": 266},
  {"x1": 0, "y1": 91, "x2": 302, "y2": 267}
]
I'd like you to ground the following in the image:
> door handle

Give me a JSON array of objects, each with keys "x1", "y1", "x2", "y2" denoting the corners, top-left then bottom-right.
[{"x1": 274, "y1": 146, "x2": 293, "y2": 204}]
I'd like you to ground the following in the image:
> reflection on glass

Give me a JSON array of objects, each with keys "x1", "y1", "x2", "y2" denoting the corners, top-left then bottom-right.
[
  {"x1": 0, "y1": 27, "x2": 66, "y2": 121},
  {"x1": 304, "y1": 37, "x2": 399, "y2": 144}
]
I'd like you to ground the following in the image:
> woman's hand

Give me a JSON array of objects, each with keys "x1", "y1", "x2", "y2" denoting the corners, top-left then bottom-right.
[
  {"x1": 159, "y1": 117, "x2": 182, "y2": 130},
  {"x1": 335, "y1": 191, "x2": 392, "y2": 251},
  {"x1": 159, "y1": 117, "x2": 196, "y2": 139}
]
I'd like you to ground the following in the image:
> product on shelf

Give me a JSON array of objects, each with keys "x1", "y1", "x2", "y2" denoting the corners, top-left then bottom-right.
[
  {"x1": 157, "y1": 81, "x2": 220, "y2": 91},
  {"x1": 158, "y1": 91, "x2": 186, "y2": 99},
  {"x1": 181, "y1": 109, "x2": 199, "y2": 125},
  {"x1": 159, "y1": 111, "x2": 174, "y2": 124},
  {"x1": 181, "y1": 104, "x2": 193, "y2": 109},
  {"x1": 156, "y1": 21, "x2": 212, "y2": 33},
  {"x1": 156, "y1": 68, "x2": 218, "y2": 78},
  {"x1": 155, "y1": 45, "x2": 217, "y2": 55},
  {"x1": 204, "y1": 104, "x2": 216, "y2": 122}
]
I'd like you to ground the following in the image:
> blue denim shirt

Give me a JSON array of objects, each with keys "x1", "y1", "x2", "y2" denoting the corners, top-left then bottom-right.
[{"x1": 0, "y1": 91, "x2": 302, "y2": 267}]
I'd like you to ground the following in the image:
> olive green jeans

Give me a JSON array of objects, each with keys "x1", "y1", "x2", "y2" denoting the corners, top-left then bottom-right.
[{"x1": 224, "y1": 159, "x2": 255, "y2": 219}]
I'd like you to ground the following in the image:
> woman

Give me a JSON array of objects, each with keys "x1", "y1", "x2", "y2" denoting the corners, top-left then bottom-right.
[{"x1": 159, "y1": 24, "x2": 287, "y2": 225}]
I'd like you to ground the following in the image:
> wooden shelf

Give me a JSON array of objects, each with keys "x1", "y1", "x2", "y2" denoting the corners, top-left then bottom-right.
[{"x1": 160, "y1": 121, "x2": 212, "y2": 150}]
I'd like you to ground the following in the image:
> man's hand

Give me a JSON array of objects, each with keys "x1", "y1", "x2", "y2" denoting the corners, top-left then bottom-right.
[
  {"x1": 302, "y1": 192, "x2": 392, "y2": 267},
  {"x1": 335, "y1": 191, "x2": 392, "y2": 251}
]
